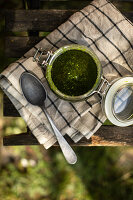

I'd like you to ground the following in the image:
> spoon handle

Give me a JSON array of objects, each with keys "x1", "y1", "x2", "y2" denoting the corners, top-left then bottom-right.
[{"x1": 41, "y1": 106, "x2": 77, "y2": 164}]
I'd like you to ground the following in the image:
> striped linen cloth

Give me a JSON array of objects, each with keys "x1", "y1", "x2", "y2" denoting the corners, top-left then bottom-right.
[{"x1": 0, "y1": 0, "x2": 133, "y2": 149}]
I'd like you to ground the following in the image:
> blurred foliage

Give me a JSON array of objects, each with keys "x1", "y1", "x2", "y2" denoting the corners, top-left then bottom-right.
[
  {"x1": 1, "y1": 146, "x2": 133, "y2": 200},
  {"x1": 0, "y1": 0, "x2": 133, "y2": 200}
]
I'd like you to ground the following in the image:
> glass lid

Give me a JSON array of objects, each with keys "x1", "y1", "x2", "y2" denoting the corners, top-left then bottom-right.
[{"x1": 112, "y1": 84, "x2": 133, "y2": 122}]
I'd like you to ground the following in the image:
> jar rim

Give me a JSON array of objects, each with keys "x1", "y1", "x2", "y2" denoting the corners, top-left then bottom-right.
[
  {"x1": 104, "y1": 76, "x2": 133, "y2": 126},
  {"x1": 46, "y1": 44, "x2": 102, "y2": 102}
]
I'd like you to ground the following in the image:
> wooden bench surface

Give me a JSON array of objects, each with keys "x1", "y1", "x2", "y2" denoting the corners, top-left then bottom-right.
[
  {"x1": 3, "y1": 0, "x2": 133, "y2": 146},
  {"x1": 3, "y1": 126, "x2": 133, "y2": 146}
]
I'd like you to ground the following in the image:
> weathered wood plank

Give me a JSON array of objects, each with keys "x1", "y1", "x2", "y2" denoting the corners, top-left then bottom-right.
[
  {"x1": 124, "y1": 11, "x2": 133, "y2": 22},
  {"x1": 5, "y1": 10, "x2": 133, "y2": 32},
  {"x1": 5, "y1": 36, "x2": 43, "y2": 57},
  {"x1": 5, "y1": 10, "x2": 76, "y2": 32},
  {"x1": 40, "y1": 1, "x2": 133, "y2": 11},
  {"x1": 27, "y1": 0, "x2": 41, "y2": 37},
  {"x1": 40, "y1": 0, "x2": 133, "y2": 2},
  {"x1": 3, "y1": 126, "x2": 133, "y2": 146},
  {"x1": 5, "y1": 10, "x2": 133, "y2": 57},
  {"x1": 4, "y1": 94, "x2": 20, "y2": 117},
  {"x1": 27, "y1": 0, "x2": 40, "y2": 9}
]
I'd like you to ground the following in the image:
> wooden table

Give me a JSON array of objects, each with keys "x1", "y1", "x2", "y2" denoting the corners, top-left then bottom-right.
[{"x1": 3, "y1": 0, "x2": 133, "y2": 146}]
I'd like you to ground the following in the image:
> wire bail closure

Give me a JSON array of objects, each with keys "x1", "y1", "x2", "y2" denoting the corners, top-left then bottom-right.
[
  {"x1": 97, "y1": 76, "x2": 111, "y2": 96},
  {"x1": 33, "y1": 48, "x2": 110, "y2": 99},
  {"x1": 33, "y1": 48, "x2": 53, "y2": 68},
  {"x1": 91, "y1": 76, "x2": 111, "y2": 98}
]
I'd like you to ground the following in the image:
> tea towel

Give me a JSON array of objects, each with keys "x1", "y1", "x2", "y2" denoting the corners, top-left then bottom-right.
[{"x1": 0, "y1": 0, "x2": 133, "y2": 149}]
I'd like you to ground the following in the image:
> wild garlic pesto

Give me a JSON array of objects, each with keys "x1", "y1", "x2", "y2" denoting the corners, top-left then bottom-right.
[{"x1": 51, "y1": 49, "x2": 98, "y2": 96}]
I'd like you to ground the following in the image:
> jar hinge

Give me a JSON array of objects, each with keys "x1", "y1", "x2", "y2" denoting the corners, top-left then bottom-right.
[
  {"x1": 33, "y1": 48, "x2": 53, "y2": 68},
  {"x1": 96, "y1": 76, "x2": 111, "y2": 96}
]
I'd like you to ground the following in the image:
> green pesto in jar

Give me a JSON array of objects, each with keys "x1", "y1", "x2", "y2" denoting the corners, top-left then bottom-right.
[{"x1": 51, "y1": 49, "x2": 98, "y2": 96}]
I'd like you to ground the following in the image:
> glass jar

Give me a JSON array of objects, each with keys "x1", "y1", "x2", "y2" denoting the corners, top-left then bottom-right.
[
  {"x1": 45, "y1": 44, "x2": 102, "y2": 101},
  {"x1": 33, "y1": 45, "x2": 133, "y2": 127},
  {"x1": 102, "y1": 76, "x2": 133, "y2": 127}
]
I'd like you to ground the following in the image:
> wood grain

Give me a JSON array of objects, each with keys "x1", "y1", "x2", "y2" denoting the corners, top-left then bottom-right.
[
  {"x1": 39, "y1": 0, "x2": 133, "y2": 2},
  {"x1": 5, "y1": 10, "x2": 133, "y2": 57},
  {"x1": 5, "y1": 10, "x2": 76, "y2": 32},
  {"x1": 5, "y1": 36, "x2": 43, "y2": 57},
  {"x1": 3, "y1": 126, "x2": 133, "y2": 146},
  {"x1": 4, "y1": 94, "x2": 20, "y2": 117},
  {"x1": 5, "y1": 10, "x2": 133, "y2": 32}
]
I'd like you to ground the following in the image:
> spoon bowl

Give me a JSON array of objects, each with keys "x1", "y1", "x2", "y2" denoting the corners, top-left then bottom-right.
[{"x1": 20, "y1": 72, "x2": 47, "y2": 106}]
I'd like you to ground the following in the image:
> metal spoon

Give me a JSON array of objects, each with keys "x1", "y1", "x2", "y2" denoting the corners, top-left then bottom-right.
[{"x1": 20, "y1": 71, "x2": 77, "y2": 164}]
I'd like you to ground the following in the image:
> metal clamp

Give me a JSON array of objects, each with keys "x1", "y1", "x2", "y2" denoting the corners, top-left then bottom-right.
[
  {"x1": 33, "y1": 48, "x2": 53, "y2": 68},
  {"x1": 97, "y1": 76, "x2": 111, "y2": 96}
]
